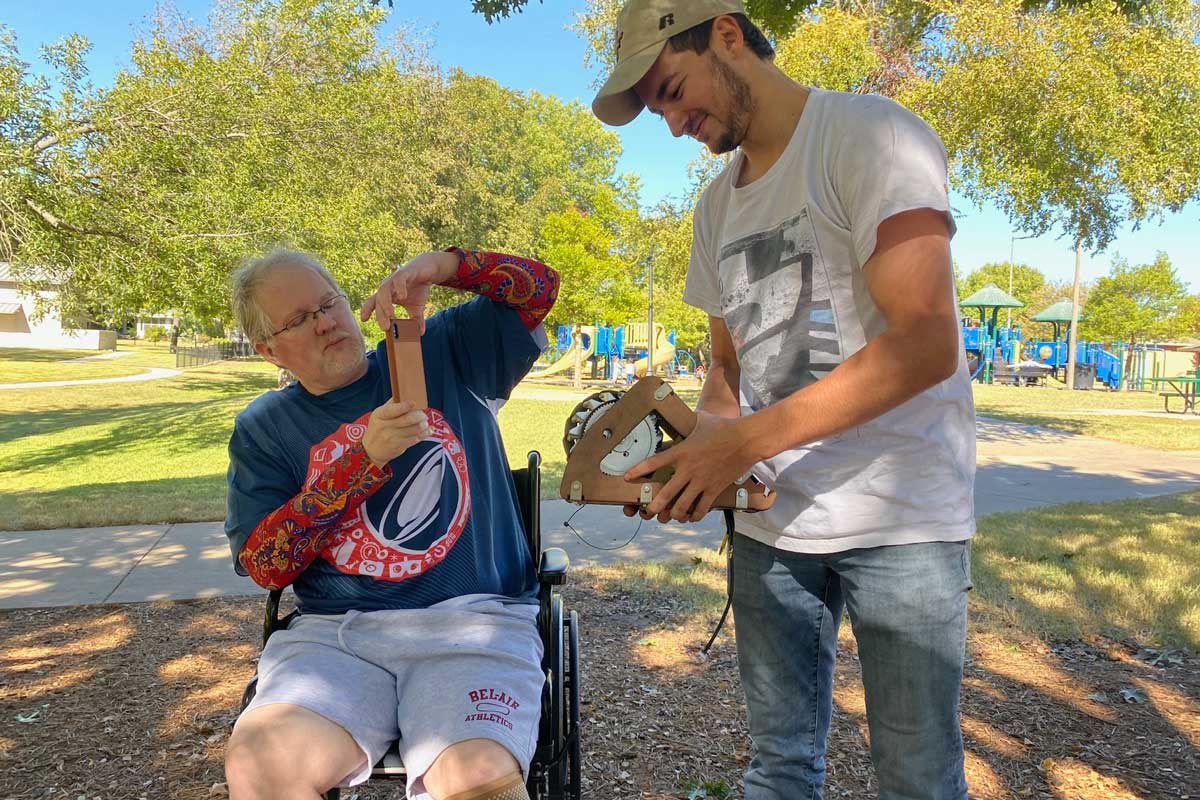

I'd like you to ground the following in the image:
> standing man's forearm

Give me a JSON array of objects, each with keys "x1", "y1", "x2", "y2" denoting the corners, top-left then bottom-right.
[
  {"x1": 738, "y1": 320, "x2": 960, "y2": 463},
  {"x1": 722, "y1": 209, "x2": 961, "y2": 463}
]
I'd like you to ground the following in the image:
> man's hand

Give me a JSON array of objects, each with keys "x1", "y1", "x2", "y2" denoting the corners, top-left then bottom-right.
[
  {"x1": 362, "y1": 399, "x2": 431, "y2": 468},
  {"x1": 623, "y1": 411, "x2": 760, "y2": 523},
  {"x1": 360, "y1": 250, "x2": 459, "y2": 334}
]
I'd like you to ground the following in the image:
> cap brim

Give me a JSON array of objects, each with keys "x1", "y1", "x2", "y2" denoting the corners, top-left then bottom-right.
[{"x1": 591, "y1": 42, "x2": 666, "y2": 126}]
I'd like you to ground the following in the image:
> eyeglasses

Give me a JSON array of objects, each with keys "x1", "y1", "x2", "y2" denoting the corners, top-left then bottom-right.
[{"x1": 270, "y1": 293, "x2": 348, "y2": 338}]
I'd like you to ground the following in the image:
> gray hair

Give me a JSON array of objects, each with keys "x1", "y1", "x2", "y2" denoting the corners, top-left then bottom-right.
[{"x1": 230, "y1": 248, "x2": 343, "y2": 344}]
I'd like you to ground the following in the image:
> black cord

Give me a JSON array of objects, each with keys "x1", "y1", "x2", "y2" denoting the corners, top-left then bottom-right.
[
  {"x1": 562, "y1": 503, "x2": 643, "y2": 550},
  {"x1": 701, "y1": 509, "x2": 736, "y2": 656}
]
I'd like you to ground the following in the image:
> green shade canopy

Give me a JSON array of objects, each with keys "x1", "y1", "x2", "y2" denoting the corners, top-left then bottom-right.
[
  {"x1": 1032, "y1": 299, "x2": 1087, "y2": 322},
  {"x1": 958, "y1": 283, "x2": 1024, "y2": 309}
]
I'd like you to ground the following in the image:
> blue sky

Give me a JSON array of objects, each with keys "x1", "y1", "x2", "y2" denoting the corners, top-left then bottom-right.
[{"x1": 6, "y1": 0, "x2": 1197, "y2": 293}]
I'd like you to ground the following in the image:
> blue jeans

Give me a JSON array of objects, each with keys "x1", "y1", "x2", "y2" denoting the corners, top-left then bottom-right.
[{"x1": 731, "y1": 533, "x2": 971, "y2": 800}]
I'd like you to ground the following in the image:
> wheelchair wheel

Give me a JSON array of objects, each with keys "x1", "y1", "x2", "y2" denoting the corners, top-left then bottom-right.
[
  {"x1": 564, "y1": 609, "x2": 581, "y2": 800},
  {"x1": 546, "y1": 594, "x2": 567, "y2": 798}
]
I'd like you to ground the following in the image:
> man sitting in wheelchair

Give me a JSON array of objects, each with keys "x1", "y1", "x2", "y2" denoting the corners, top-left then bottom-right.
[{"x1": 223, "y1": 246, "x2": 559, "y2": 800}]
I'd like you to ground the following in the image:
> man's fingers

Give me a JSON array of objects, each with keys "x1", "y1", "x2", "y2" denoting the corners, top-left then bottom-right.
[
  {"x1": 360, "y1": 295, "x2": 376, "y2": 322},
  {"x1": 374, "y1": 300, "x2": 391, "y2": 331},
  {"x1": 375, "y1": 399, "x2": 415, "y2": 418},
  {"x1": 644, "y1": 473, "x2": 686, "y2": 517},
  {"x1": 672, "y1": 484, "x2": 703, "y2": 523},
  {"x1": 692, "y1": 491, "x2": 719, "y2": 522},
  {"x1": 624, "y1": 450, "x2": 671, "y2": 481}
]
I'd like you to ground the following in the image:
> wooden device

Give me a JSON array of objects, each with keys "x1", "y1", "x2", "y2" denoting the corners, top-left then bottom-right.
[
  {"x1": 558, "y1": 376, "x2": 774, "y2": 512},
  {"x1": 382, "y1": 318, "x2": 427, "y2": 409}
]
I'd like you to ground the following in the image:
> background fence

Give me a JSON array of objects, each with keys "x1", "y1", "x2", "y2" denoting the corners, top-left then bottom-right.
[{"x1": 175, "y1": 339, "x2": 258, "y2": 368}]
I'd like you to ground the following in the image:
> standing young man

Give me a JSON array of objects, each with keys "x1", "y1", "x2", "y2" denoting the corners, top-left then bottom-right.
[{"x1": 591, "y1": 2, "x2": 975, "y2": 798}]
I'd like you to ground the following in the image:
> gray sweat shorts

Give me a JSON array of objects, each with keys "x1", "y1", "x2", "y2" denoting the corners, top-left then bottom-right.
[{"x1": 241, "y1": 593, "x2": 543, "y2": 797}]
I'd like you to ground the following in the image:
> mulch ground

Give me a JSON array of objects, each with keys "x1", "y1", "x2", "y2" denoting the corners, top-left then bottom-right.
[{"x1": 0, "y1": 573, "x2": 1196, "y2": 799}]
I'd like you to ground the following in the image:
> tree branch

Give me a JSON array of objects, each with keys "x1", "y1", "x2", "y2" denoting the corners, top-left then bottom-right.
[
  {"x1": 22, "y1": 197, "x2": 134, "y2": 242},
  {"x1": 32, "y1": 123, "x2": 100, "y2": 153}
]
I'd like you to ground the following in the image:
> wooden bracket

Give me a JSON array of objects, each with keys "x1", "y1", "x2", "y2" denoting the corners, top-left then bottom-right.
[
  {"x1": 558, "y1": 376, "x2": 774, "y2": 512},
  {"x1": 383, "y1": 318, "x2": 427, "y2": 409}
]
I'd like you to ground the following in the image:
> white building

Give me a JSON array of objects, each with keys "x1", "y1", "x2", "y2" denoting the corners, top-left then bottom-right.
[
  {"x1": 0, "y1": 263, "x2": 115, "y2": 350},
  {"x1": 135, "y1": 312, "x2": 177, "y2": 340}
]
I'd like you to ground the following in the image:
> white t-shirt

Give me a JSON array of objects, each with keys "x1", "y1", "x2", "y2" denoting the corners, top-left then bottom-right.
[{"x1": 683, "y1": 88, "x2": 976, "y2": 554}]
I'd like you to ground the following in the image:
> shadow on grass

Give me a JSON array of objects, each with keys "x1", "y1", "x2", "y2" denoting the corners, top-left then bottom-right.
[
  {"x1": 971, "y1": 492, "x2": 1200, "y2": 651},
  {"x1": 0, "y1": 347, "x2": 94, "y2": 363}
]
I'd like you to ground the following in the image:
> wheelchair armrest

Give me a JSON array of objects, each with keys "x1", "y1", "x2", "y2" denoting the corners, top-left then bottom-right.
[{"x1": 538, "y1": 547, "x2": 569, "y2": 586}]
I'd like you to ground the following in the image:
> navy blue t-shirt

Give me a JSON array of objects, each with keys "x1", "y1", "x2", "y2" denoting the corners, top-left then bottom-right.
[{"x1": 224, "y1": 297, "x2": 543, "y2": 615}]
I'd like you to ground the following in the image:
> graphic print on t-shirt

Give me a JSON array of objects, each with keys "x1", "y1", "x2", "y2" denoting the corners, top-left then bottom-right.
[
  {"x1": 310, "y1": 409, "x2": 471, "y2": 582},
  {"x1": 718, "y1": 208, "x2": 842, "y2": 406}
]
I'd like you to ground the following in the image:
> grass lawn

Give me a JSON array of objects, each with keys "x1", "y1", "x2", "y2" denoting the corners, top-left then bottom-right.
[
  {"x1": 0, "y1": 358, "x2": 277, "y2": 530},
  {"x1": 1, "y1": 341, "x2": 1196, "y2": 529},
  {"x1": 0, "y1": 360, "x2": 611, "y2": 530},
  {"x1": 591, "y1": 490, "x2": 1200, "y2": 653},
  {"x1": 973, "y1": 381, "x2": 1200, "y2": 450},
  {"x1": 0, "y1": 344, "x2": 153, "y2": 383},
  {"x1": 972, "y1": 491, "x2": 1200, "y2": 651}
]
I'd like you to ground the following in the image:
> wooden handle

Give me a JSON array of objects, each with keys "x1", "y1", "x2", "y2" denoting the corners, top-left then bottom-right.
[{"x1": 383, "y1": 319, "x2": 427, "y2": 409}]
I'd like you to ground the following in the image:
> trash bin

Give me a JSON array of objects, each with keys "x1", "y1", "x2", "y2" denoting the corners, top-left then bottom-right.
[{"x1": 1073, "y1": 362, "x2": 1096, "y2": 390}]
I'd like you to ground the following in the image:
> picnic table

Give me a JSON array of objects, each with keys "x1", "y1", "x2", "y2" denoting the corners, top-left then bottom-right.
[
  {"x1": 1148, "y1": 375, "x2": 1199, "y2": 414},
  {"x1": 992, "y1": 361, "x2": 1052, "y2": 387}
]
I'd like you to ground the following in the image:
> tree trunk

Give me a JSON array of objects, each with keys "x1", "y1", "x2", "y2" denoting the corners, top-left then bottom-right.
[{"x1": 1121, "y1": 339, "x2": 1136, "y2": 392}]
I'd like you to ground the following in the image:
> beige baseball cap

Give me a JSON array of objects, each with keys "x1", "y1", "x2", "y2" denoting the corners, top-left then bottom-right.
[{"x1": 591, "y1": 0, "x2": 746, "y2": 126}]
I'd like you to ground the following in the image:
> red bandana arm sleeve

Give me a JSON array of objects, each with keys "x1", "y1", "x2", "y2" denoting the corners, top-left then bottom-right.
[
  {"x1": 238, "y1": 442, "x2": 391, "y2": 590},
  {"x1": 443, "y1": 247, "x2": 560, "y2": 330}
]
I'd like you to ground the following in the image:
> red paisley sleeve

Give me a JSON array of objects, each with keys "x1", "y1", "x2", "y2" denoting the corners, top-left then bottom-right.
[
  {"x1": 443, "y1": 247, "x2": 560, "y2": 330},
  {"x1": 238, "y1": 441, "x2": 391, "y2": 590}
]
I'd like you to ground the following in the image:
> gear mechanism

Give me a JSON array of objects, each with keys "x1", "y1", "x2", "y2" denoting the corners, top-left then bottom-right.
[{"x1": 562, "y1": 390, "x2": 663, "y2": 476}]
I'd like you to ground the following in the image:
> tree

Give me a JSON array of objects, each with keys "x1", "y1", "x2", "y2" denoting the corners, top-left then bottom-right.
[
  {"x1": 902, "y1": 0, "x2": 1200, "y2": 387},
  {"x1": 621, "y1": 201, "x2": 709, "y2": 350},
  {"x1": 1085, "y1": 253, "x2": 1189, "y2": 385},
  {"x1": 1, "y1": 0, "x2": 630, "y2": 327},
  {"x1": 959, "y1": 262, "x2": 1048, "y2": 332},
  {"x1": 1177, "y1": 295, "x2": 1200, "y2": 341},
  {"x1": 534, "y1": 185, "x2": 642, "y2": 330},
  {"x1": 0, "y1": 30, "x2": 105, "y2": 289}
]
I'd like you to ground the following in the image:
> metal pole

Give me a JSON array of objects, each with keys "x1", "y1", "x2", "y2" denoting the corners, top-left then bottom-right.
[
  {"x1": 1007, "y1": 233, "x2": 1034, "y2": 333},
  {"x1": 647, "y1": 256, "x2": 654, "y2": 377},
  {"x1": 1008, "y1": 237, "x2": 1015, "y2": 333}
]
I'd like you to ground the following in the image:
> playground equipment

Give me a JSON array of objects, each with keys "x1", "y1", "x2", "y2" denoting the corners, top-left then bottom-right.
[
  {"x1": 1031, "y1": 299, "x2": 1085, "y2": 345},
  {"x1": 958, "y1": 292, "x2": 1186, "y2": 392},
  {"x1": 625, "y1": 322, "x2": 676, "y2": 378},
  {"x1": 959, "y1": 283, "x2": 1023, "y2": 383},
  {"x1": 559, "y1": 376, "x2": 773, "y2": 511},
  {"x1": 535, "y1": 322, "x2": 689, "y2": 382},
  {"x1": 535, "y1": 325, "x2": 596, "y2": 378}
]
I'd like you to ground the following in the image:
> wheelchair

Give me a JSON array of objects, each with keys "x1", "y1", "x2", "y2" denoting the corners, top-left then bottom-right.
[{"x1": 238, "y1": 451, "x2": 582, "y2": 800}]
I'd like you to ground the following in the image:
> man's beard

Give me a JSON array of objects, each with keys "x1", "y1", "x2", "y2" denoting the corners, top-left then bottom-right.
[
  {"x1": 322, "y1": 327, "x2": 367, "y2": 381},
  {"x1": 707, "y1": 52, "x2": 752, "y2": 155}
]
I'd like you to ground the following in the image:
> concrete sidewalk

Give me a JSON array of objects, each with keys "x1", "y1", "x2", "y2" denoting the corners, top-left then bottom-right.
[{"x1": 2, "y1": 417, "x2": 1198, "y2": 609}]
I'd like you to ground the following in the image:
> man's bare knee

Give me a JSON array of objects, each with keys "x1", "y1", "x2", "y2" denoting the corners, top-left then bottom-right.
[
  {"x1": 424, "y1": 738, "x2": 525, "y2": 800},
  {"x1": 226, "y1": 704, "x2": 366, "y2": 800}
]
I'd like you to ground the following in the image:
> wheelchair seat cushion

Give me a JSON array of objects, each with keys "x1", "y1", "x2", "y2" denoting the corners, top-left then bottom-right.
[{"x1": 240, "y1": 594, "x2": 543, "y2": 791}]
